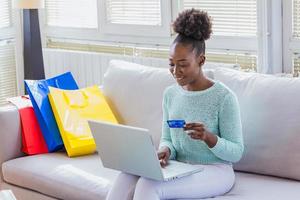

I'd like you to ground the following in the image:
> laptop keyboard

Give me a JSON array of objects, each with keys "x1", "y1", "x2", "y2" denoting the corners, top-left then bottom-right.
[
  {"x1": 161, "y1": 167, "x2": 181, "y2": 178},
  {"x1": 161, "y1": 161, "x2": 203, "y2": 179}
]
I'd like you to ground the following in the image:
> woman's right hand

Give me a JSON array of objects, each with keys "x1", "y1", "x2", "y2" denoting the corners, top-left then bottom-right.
[{"x1": 157, "y1": 147, "x2": 170, "y2": 167}]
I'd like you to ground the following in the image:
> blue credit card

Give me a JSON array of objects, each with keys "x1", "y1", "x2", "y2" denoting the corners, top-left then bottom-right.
[{"x1": 167, "y1": 120, "x2": 186, "y2": 128}]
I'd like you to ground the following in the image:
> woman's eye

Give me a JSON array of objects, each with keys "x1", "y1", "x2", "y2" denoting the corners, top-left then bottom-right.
[{"x1": 169, "y1": 64, "x2": 175, "y2": 67}]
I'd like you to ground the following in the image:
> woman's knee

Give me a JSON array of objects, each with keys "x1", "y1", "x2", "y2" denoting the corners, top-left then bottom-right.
[
  {"x1": 134, "y1": 178, "x2": 160, "y2": 198},
  {"x1": 106, "y1": 173, "x2": 139, "y2": 200},
  {"x1": 117, "y1": 172, "x2": 139, "y2": 184}
]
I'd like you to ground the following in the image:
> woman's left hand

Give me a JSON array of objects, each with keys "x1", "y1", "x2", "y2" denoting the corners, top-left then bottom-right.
[
  {"x1": 183, "y1": 122, "x2": 208, "y2": 141},
  {"x1": 183, "y1": 122, "x2": 218, "y2": 148}
]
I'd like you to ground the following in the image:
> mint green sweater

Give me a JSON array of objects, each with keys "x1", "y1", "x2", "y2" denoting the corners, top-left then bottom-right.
[{"x1": 159, "y1": 81, "x2": 244, "y2": 164}]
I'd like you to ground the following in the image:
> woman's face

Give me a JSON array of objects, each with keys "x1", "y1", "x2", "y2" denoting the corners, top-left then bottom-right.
[{"x1": 169, "y1": 43, "x2": 205, "y2": 86}]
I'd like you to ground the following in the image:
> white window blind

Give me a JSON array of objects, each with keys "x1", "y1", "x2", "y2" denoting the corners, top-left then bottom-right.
[
  {"x1": 106, "y1": 0, "x2": 162, "y2": 26},
  {"x1": 293, "y1": 0, "x2": 300, "y2": 39},
  {"x1": 45, "y1": 0, "x2": 170, "y2": 44},
  {"x1": 183, "y1": 0, "x2": 257, "y2": 37},
  {"x1": 293, "y1": 53, "x2": 300, "y2": 76},
  {"x1": 182, "y1": 0, "x2": 257, "y2": 71},
  {"x1": 290, "y1": 0, "x2": 300, "y2": 76},
  {"x1": 45, "y1": 0, "x2": 98, "y2": 29},
  {"x1": 0, "y1": 41, "x2": 17, "y2": 105},
  {"x1": 100, "y1": 0, "x2": 170, "y2": 38},
  {"x1": 206, "y1": 51, "x2": 257, "y2": 72},
  {"x1": 0, "y1": 1, "x2": 17, "y2": 105},
  {"x1": 0, "y1": 0, "x2": 11, "y2": 29}
]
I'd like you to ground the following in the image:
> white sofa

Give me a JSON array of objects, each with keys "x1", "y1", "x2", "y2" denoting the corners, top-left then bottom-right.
[{"x1": 1, "y1": 60, "x2": 300, "y2": 200}]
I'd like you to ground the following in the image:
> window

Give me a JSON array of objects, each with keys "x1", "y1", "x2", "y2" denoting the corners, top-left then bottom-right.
[
  {"x1": 45, "y1": 0, "x2": 299, "y2": 75},
  {"x1": 180, "y1": 0, "x2": 258, "y2": 71},
  {"x1": 292, "y1": 0, "x2": 300, "y2": 39},
  {"x1": 45, "y1": 0, "x2": 98, "y2": 29},
  {"x1": 0, "y1": 0, "x2": 17, "y2": 105},
  {"x1": 293, "y1": 55, "x2": 300, "y2": 76},
  {"x1": 291, "y1": 0, "x2": 300, "y2": 76},
  {"x1": 106, "y1": 0, "x2": 162, "y2": 26},
  {"x1": 283, "y1": 0, "x2": 300, "y2": 76},
  {"x1": 44, "y1": 0, "x2": 171, "y2": 42},
  {"x1": 99, "y1": 0, "x2": 171, "y2": 37},
  {"x1": 205, "y1": 51, "x2": 257, "y2": 71},
  {"x1": 0, "y1": 0, "x2": 11, "y2": 29},
  {"x1": 183, "y1": 0, "x2": 257, "y2": 37},
  {"x1": 44, "y1": 0, "x2": 99, "y2": 41}
]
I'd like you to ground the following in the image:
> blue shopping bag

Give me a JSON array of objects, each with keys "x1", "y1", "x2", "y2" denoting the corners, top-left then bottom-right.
[{"x1": 25, "y1": 72, "x2": 79, "y2": 152}]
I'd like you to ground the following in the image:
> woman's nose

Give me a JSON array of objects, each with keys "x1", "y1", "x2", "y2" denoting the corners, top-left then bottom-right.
[{"x1": 173, "y1": 66, "x2": 181, "y2": 76}]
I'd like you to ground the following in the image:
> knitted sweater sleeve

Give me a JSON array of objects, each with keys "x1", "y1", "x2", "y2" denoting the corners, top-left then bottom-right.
[{"x1": 209, "y1": 93, "x2": 244, "y2": 163}]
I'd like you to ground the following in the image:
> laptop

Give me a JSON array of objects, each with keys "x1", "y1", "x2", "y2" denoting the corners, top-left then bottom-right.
[{"x1": 88, "y1": 120, "x2": 204, "y2": 181}]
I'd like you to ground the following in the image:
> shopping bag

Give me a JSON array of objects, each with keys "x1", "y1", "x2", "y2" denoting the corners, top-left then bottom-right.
[
  {"x1": 48, "y1": 85, "x2": 118, "y2": 157},
  {"x1": 7, "y1": 96, "x2": 48, "y2": 155},
  {"x1": 25, "y1": 72, "x2": 79, "y2": 152}
]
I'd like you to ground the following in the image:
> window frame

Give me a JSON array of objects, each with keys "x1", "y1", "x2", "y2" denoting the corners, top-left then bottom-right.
[
  {"x1": 41, "y1": 0, "x2": 293, "y2": 75},
  {"x1": 43, "y1": 0, "x2": 172, "y2": 45}
]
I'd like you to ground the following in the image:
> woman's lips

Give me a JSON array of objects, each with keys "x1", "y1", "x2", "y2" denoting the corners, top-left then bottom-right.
[{"x1": 175, "y1": 76, "x2": 184, "y2": 81}]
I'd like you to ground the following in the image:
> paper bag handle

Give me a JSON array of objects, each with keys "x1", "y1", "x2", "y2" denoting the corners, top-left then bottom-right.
[{"x1": 63, "y1": 90, "x2": 89, "y2": 108}]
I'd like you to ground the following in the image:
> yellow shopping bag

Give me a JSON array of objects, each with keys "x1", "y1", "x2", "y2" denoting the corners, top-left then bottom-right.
[{"x1": 48, "y1": 85, "x2": 118, "y2": 157}]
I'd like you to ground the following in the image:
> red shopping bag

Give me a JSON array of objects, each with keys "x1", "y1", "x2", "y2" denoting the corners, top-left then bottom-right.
[{"x1": 8, "y1": 96, "x2": 48, "y2": 155}]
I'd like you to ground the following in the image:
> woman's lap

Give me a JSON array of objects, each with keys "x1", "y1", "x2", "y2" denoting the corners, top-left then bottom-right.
[{"x1": 107, "y1": 163, "x2": 235, "y2": 200}]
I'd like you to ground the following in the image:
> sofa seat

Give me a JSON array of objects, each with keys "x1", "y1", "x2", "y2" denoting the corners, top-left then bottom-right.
[
  {"x1": 212, "y1": 172, "x2": 300, "y2": 200},
  {"x1": 3, "y1": 152, "x2": 300, "y2": 200},
  {"x1": 2, "y1": 152, "x2": 119, "y2": 200}
]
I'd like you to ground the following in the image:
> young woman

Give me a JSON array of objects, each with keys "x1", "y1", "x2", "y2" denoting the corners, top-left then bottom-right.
[{"x1": 106, "y1": 8, "x2": 244, "y2": 200}]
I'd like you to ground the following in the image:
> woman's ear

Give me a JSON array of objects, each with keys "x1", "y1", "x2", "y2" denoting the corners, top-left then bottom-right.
[{"x1": 197, "y1": 55, "x2": 206, "y2": 67}]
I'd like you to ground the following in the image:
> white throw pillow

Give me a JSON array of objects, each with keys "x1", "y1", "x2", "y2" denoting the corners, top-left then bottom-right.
[
  {"x1": 102, "y1": 60, "x2": 175, "y2": 148},
  {"x1": 202, "y1": 62, "x2": 239, "y2": 79},
  {"x1": 214, "y1": 67, "x2": 300, "y2": 180}
]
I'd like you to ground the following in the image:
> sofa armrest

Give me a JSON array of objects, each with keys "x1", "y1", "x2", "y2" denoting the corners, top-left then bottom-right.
[{"x1": 0, "y1": 103, "x2": 24, "y2": 183}]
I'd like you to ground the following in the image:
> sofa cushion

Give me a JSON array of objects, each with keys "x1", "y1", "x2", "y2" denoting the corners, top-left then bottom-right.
[
  {"x1": 213, "y1": 172, "x2": 300, "y2": 200},
  {"x1": 2, "y1": 152, "x2": 119, "y2": 200},
  {"x1": 102, "y1": 60, "x2": 215, "y2": 148},
  {"x1": 3, "y1": 154, "x2": 300, "y2": 200},
  {"x1": 214, "y1": 67, "x2": 300, "y2": 180}
]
